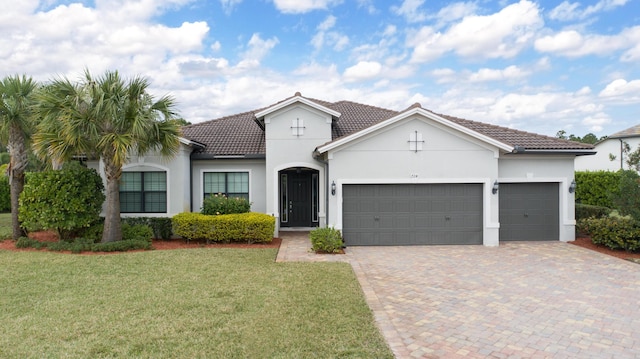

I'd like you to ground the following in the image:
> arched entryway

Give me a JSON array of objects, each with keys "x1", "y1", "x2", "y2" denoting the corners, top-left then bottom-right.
[{"x1": 279, "y1": 167, "x2": 320, "y2": 228}]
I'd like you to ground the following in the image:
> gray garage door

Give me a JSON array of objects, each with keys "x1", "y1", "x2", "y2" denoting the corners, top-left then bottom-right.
[
  {"x1": 499, "y1": 183, "x2": 559, "y2": 241},
  {"x1": 342, "y1": 184, "x2": 483, "y2": 246}
]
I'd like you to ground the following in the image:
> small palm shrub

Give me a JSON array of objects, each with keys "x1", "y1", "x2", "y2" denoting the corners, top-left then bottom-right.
[
  {"x1": 310, "y1": 227, "x2": 344, "y2": 254},
  {"x1": 201, "y1": 194, "x2": 251, "y2": 215}
]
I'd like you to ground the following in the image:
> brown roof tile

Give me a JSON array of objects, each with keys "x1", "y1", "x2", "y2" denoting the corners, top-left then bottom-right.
[
  {"x1": 182, "y1": 96, "x2": 593, "y2": 156},
  {"x1": 608, "y1": 124, "x2": 640, "y2": 139}
]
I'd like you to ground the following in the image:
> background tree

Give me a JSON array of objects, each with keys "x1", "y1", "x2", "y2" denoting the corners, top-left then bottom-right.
[
  {"x1": 33, "y1": 70, "x2": 181, "y2": 243},
  {"x1": 555, "y1": 130, "x2": 606, "y2": 144},
  {"x1": 0, "y1": 75, "x2": 38, "y2": 240}
]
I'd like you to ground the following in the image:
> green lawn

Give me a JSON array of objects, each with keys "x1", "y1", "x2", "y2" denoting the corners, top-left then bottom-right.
[{"x1": 0, "y1": 248, "x2": 392, "y2": 358}]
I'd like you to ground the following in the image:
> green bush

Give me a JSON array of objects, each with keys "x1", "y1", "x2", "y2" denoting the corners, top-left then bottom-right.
[
  {"x1": 201, "y1": 194, "x2": 251, "y2": 215},
  {"x1": 0, "y1": 175, "x2": 10, "y2": 213},
  {"x1": 172, "y1": 212, "x2": 274, "y2": 244},
  {"x1": 122, "y1": 217, "x2": 172, "y2": 240},
  {"x1": 19, "y1": 163, "x2": 105, "y2": 238},
  {"x1": 609, "y1": 170, "x2": 640, "y2": 221},
  {"x1": 15, "y1": 224, "x2": 152, "y2": 253},
  {"x1": 575, "y1": 203, "x2": 612, "y2": 220},
  {"x1": 575, "y1": 171, "x2": 621, "y2": 207},
  {"x1": 579, "y1": 217, "x2": 640, "y2": 252},
  {"x1": 310, "y1": 227, "x2": 344, "y2": 253}
]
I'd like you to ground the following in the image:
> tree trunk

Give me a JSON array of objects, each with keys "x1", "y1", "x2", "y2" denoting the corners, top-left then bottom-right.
[
  {"x1": 8, "y1": 124, "x2": 28, "y2": 241},
  {"x1": 101, "y1": 158, "x2": 122, "y2": 243}
]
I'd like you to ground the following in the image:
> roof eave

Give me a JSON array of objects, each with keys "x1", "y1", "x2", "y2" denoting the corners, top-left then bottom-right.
[{"x1": 254, "y1": 95, "x2": 341, "y2": 120}]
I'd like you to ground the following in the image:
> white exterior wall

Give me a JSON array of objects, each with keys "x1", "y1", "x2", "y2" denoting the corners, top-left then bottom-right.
[
  {"x1": 575, "y1": 137, "x2": 640, "y2": 172},
  {"x1": 191, "y1": 159, "x2": 266, "y2": 213},
  {"x1": 263, "y1": 105, "x2": 332, "y2": 233},
  {"x1": 87, "y1": 143, "x2": 194, "y2": 218},
  {"x1": 499, "y1": 156, "x2": 577, "y2": 242},
  {"x1": 326, "y1": 117, "x2": 502, "y2": 246}
]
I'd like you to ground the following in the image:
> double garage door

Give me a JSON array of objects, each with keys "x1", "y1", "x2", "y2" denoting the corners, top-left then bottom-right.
[{"x1": 342, "y1": 182, "x2": 559, "y2": 246}]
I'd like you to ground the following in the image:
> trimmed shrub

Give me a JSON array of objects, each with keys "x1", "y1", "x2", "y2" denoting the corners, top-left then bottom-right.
[
  {"x1": 579, "y1": 216, "x2": 640, "y2": 252},
  {"x1": 310, "y1": 227, "x2": 344, "y2": 253},
  {"x1": 172, "y1": 212, "x2": 274, "y2": 244},
  {"x1": 19, "y1": 164, "x2": 105, "y2": 238},
  {"x1": 575, "y1": 171, "x2": 620, "y2": 207},
  {"x1": 575, "y1": 203, "x2": 612, "y2": 220},
  {"x1": 201, "y1": 194, "x2": 251, "y2": 215},
  {"x1": 122, "y1": 217, "x2": 173, "y2": 240}
]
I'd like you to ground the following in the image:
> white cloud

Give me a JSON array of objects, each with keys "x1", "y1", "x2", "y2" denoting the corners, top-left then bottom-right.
[
  {"x1": 343, "y1": 61, "x2": 382, "y2": 82},
  {"x1": 391, "y1": 0, "x2": 427, "y2": 23},
  {"x1": 409, "y1": 0, "x2": 543, "y2": 62},
  {"x1": 468, "y1": 65, "x2": 530, "y2": 82},
  {"x1": 272, "y1": 0, "x2": 342, "y2": 13},
  {"x1": 535, "y1": 26, "x2": 640, "y2": 60},
  {"x1": 549, "y1": 0, "x2": 629, "y2": 21},
  {"x1": 581, "y1": 113, "x2": 611, "y2": 132},
  {"x1": 599, "y1": 79, "x2": 640, "y2": 99},
  {"x1": 311, "y1": 15, "x2": 349, "y2": 51},
  {"x1": 220, "y1": 0, "x2": 243, "y2": 14},
  {"x1": 436, "y1": 2, "x2": 478, "y2": 24}
]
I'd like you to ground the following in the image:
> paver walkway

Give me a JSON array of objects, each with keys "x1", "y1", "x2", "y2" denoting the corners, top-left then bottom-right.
[{"x1": 276, "y1": 232, "x2": 640, "y2": 358}]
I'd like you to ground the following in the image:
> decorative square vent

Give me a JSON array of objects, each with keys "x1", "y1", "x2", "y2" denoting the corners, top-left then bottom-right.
[
  {"x1": 408, "y1": 130, "x2": 425, "y2": 152},
  {"x1": 291, "y1": 118, "x2": 305, "y2": 137}
]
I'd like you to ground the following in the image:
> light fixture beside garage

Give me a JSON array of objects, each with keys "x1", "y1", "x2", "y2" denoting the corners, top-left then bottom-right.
[
  {"x1": 569, "y1": 179, "x2": 576, "y2": 193},
  {"x1": 492, "y1": 180, "x2": 499, "y2": 194},
  {"x1": 331, "y1": 181, "x2": 336, "y2": 195}
]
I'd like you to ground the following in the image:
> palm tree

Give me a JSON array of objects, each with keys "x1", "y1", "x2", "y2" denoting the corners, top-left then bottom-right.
[
  {"x1": 33, "y1": 70, "x2": 181, "y2": 242},
  {"x1": 0, "y1": 75, "x2": 38, "y2": 240}
]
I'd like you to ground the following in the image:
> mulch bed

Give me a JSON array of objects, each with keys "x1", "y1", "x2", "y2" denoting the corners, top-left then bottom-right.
[
  {"x1": 0, "y1": 230, "x2": 281, "y2": 255},
  {"x1": 1, "y1": 231, "x2": 639, "y2": 262}
]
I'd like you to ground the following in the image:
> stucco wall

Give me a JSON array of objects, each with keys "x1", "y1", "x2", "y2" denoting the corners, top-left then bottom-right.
[
  {"x1": 191, "y1": 159, "x2": 266, "y2": 214},
  {"x1": 498, "y1": 155, "x2": 577, "y2": 242},
  {"x1": 326, "y1": 117, "x2": 501, "y2": 245},
  {"x1": 575, "y1": 138, "x2": 640, "y2": 172}
]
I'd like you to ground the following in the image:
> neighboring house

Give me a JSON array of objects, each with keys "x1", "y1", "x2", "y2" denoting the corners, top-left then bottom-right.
[
  {"x1": 575, "y1": 124, "x2": 640, "y2": 172},
  {"x1": 89, "y1": 92, "x2": 595, "y2": 246}
]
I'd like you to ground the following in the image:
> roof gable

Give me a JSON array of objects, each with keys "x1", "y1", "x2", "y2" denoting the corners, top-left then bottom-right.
[{"x1": 255, "y1": 92, "x2": 341, "y2": 120}]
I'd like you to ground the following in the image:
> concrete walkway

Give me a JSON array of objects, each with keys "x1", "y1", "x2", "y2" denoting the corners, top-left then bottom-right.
[{"x1": 276, "y1": 232, "x2": 640, "y2": 358}]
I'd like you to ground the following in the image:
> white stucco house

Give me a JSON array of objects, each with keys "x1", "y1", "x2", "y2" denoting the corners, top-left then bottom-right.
[
  {"x1": 575, "y1": 124, "x2": 640, "y2": 172},
  {"x1": 92, "y1": 93, "x2": 595, "y2": 246}
]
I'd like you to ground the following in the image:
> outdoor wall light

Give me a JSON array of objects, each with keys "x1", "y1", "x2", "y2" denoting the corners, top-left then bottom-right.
[
  {"x1": 492, "y1": 180, "x2": 499, "y2": 195},
  {"x1": 331, "y1": 181, "x2": 336, "y2": 196},
  {"x1": 569, "y1": 179, "x2": 576, "y2": 193}
]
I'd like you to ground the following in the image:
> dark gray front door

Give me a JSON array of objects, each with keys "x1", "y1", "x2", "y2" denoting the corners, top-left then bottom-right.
[
  {"x1": 499, "y1": 183, "x2": 559, "y2": 241},
  {"x1": 342, "y1": 183, "x2": 483, "y2": 246},
  {"x1": 288, "y1": 172, "x2": 311, "y2": 227}
]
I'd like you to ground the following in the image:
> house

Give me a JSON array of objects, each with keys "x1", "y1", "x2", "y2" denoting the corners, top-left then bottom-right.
[
  {"x1": 575, "y1": 124, "x2": 640, "y2": 172},
  {"x1": 91, "y1": 92, "x2": 595, "y2": 246}
]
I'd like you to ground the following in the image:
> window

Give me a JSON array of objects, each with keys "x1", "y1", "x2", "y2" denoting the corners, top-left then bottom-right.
[
  {"x1": 120, "y1": 171, "x2": 167, "y2": 213},
  {"x1": 204, "y1": 172, "x2": 249, "y2": 200}
]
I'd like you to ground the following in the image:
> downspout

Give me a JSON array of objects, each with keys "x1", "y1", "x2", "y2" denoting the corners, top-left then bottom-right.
[
  {"x1": 189, "y1": 149, "x2": 195, "y2": 212},
  {"x1": 620, "y1": 139, "x2": 624, "y2": 170}
]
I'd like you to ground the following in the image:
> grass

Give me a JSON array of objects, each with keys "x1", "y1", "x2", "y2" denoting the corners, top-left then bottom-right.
[
  {"x1": 0, "y1": 248, "x2": 393, "y2": 358},
  {"x1": 0, "y1": 212, "x2": 11, "y2": 239}
]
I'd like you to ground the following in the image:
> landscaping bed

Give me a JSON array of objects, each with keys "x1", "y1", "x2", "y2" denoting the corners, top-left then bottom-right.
[{"x1": 570, "y1": 235, "x2": 640, "y2": 262}]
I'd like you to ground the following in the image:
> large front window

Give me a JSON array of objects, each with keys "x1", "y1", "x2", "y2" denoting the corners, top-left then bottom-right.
[
  {"x1": 120, "y1": 172, "x2": 167, "y2": 213},
  {"x1": 203, "y1": 172, "x2": 249, "y2": 200}
]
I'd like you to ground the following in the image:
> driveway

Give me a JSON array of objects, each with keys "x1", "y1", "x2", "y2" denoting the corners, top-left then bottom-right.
[{"x1": 347, "y1": 242, "x2": 640, "y2": 358}]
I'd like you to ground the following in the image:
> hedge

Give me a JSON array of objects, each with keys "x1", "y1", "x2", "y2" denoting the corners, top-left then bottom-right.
[
  {"x1": 575, "y1": 203, "x2": 612, "y2": 220},
  {"x1": 172, "y1": 212, "x2": 275, "y2": 244},
  {"x1": 122, "y1": 217, "x2": 173, "y2": 240},
  {"x1": 578, "y1": 217, "x2": 640, "y2": 252},
  {"x1": 575, "y1": 171, "x2": 620, "y2": 207}
]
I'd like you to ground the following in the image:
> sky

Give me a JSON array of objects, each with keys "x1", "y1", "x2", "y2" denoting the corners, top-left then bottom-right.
[{"x1": 1, "y1": 0, "x2": 639, "y2": 137}]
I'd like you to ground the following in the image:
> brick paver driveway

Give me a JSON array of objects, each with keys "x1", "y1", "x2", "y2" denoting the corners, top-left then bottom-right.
[{"x1": 347, "y1": 242, "x2": 640, "y2": 358}]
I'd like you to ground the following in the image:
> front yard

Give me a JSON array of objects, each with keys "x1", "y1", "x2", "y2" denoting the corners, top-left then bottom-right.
[{"x1": 0, "y1": 247, "x2": 392, "y2": 358}]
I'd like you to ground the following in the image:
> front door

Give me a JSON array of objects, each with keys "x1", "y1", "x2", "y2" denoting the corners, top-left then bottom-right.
[{"x1": 280, "y1": 169, "x2": 319, "y2": 227}]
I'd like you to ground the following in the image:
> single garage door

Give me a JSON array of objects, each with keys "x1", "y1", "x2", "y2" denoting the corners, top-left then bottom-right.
[
  {"x1": 342, "y1": 183, "x2": 483, "y2": 246},
  {"x1": 499, "y1": 183, "x2": 559, "y2": 241}
]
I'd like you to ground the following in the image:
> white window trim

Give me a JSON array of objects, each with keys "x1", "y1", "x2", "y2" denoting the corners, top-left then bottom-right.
[
  {"x1": 199, "y1": 169, "x2": 252, "y2": 206},
  {"x1": 120, "y1": 163, "x2": 170, "y2": 214}
]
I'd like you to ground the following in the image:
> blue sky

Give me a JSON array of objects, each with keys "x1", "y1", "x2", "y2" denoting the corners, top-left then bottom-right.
[{"x1": 1, "y1": 0, "x2": 639, "y2": 137}]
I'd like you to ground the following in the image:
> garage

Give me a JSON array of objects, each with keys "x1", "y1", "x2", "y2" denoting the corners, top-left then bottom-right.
[
  {"x1": 499, "y1": 183, "x2": 559, "y2": 241},
  {"x1": 342, "y1": 183, "x2": 483, "y2": 246}
]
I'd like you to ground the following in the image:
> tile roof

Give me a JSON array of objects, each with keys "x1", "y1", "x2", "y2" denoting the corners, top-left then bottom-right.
[
  {"x1": 608, "y1": 124, "x2": 640, "y2": 139},
  {"x1": 182, "y1": 95, "x2": 593, "y2": 156}
]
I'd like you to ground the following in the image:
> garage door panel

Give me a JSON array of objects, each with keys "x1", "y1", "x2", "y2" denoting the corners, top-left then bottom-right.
[
  {"x1": 343, "y1": 183, "x2": 483, "y2": 246},
  {"x1": 499, "y1": 183, "x2": 559, "y2": 241}
]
